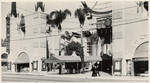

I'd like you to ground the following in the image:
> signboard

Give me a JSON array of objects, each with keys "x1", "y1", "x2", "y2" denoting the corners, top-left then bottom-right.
[
  {"x1": 6, "y1": 16, "x2": 10, "y2": 54},
  {"x1": 32, "y1": 61, "x2": 38, "y2": 70}
]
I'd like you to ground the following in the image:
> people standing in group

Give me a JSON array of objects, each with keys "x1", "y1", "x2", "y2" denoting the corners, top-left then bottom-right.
[{"x1": 91, "y1": 61, "x2": 101, "y2": 77}]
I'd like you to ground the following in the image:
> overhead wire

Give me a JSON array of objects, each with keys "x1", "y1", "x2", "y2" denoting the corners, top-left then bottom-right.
[
  {"x1": 2, "y1": 2, "x2": 141, "y2": 20},
  {"x1": 96, "y1": 1, "x2": 112, "y2": 6},
  {"x1": 10, "y1": 24, "x2": 91, "y2": 41},
  {"x1": 10, "y1": 18, "x2": 148, "y2": 41},
  {"x1": 92, "y1": 1, "x2": 98, "y2": 9}
]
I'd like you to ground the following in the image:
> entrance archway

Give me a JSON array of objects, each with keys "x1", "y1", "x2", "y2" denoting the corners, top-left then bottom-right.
[
  {"x1": 1, "y1": 53, "x2": 8, "y2": 72},
  {"x1": 133, "y1": 42, "x2": 148, "y2": 76},
  {"x1": 15, "y1": 52, "x2": 29, "y2": 72},
  {"x1": 1, "y1": 53, "x2": 8, "y2": 66}
]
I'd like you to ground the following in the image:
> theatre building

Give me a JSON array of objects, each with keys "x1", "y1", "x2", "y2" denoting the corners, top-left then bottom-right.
[
  {"x1": 7, "y1": 2, "x2": 49, "y2": 72},
  {"x1": 5, "y1": 1, "x2": 148, "y2": 76},
  {"x1": 112, "y1": 1, "x2": 148, "y2": 76},
  {"x1": 6, "y1": 2, "x2": 101, "y2": 73}
]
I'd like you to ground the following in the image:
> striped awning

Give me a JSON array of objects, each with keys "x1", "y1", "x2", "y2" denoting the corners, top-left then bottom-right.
[
  {"x1": 1, "y1": 59, "x2": 8, "y2": 62},
  {"x1": 133, "y1": 42, "x2": 148, "y2": 62},
  {"x1": 45, "y1": 55, "x2": 102, "y2": 63},
  {"x1": 14, "y1": 52, "x2": 29, "y2": 64},
  {"x1": 44, "y1": 55, "x2": 81, "y2": 63},
  {"x1": 84, "y1": 56, "x2": 102, "y2": 62},
  {"x1": 133, "y1": 57, "x2": 148, "y2": 62}
]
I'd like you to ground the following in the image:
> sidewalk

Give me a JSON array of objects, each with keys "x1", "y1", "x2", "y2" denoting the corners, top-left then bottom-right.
[
  {"x1": 2, "y1": 71, "x2": 148, "y2": 81},
  {"x1": 44, "y1": 71, "x2": 148, "y2": 81}
]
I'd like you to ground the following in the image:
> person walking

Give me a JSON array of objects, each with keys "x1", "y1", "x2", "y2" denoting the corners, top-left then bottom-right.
[
  {"x1": 95, "y1": 62, "x2": 101, "y2": 76},
  {"x1": 91, "y1": 65, "x2": 97, "y2": 77},
  {"x1": 96, "y1": 65, "x2": 101, "y2": 76}
]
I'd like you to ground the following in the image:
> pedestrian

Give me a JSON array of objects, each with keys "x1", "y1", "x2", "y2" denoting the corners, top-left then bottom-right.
[
  {"x1": 96, "y1": 65, "x2": 100, "y2": 76},
  {"x1": 91, "y1": 65, "x2": 97, "y2": 77},
  {"x1": 95, "y1": 62, "x2": 101, "y2": 76}
]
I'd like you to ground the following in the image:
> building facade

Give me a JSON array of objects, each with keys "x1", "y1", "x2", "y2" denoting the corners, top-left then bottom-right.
[
  {"x1": 7, "y1": 2, "x2": 51, "y2": 72},
  {"x1": 112, "y1": 1, "x2": 148, "y2": 76},
  {"x1": 3, "y1": 1, "x2": 148, "y2": 76},
  {"x1": 6, "y1": 2, "x2": 100, "y2": 73}
]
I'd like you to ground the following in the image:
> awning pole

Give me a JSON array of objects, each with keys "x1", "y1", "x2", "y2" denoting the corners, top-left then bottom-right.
[
  {"x1": 59, "y1": 63, "x2": 62, "y2": 75},
  {"x1": 77, "y1": 62, "x2": 78, "y2": 73},
  {"x1": 15, "y1": 64, "x2": 17, "y2": 72},
  {"x1": 101, "y1": 61, "x2": 102, "y2": 71}
]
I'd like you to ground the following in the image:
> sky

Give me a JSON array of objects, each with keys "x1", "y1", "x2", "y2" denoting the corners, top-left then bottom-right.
[{"x1": 1, "y1": 1, "x2": 113, "y2": 39}]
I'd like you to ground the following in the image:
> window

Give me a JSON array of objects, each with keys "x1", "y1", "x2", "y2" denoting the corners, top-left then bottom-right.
[
  {"x1": 87, "y1": 42, "x2": 92, "y2": 54},
  {"x1": 2, "y1": 62, "x2": 7, "y2": 66}
]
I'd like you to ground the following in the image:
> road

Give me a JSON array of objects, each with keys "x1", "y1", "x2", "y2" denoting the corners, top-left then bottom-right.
[{"x1": 2, "y1": 73, "x2": 148, "y2": 82}]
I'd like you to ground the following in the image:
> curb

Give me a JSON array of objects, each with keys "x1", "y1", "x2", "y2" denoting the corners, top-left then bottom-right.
[
  {"x1": 43, "y1": 74, "x2": 148, "y2": 81},
  {"x1": 2, "y1": 72, "x2": 45, "y2": 76},
  {"x1": 2, "y1": 72, "x2": 148, "y2": 81}
]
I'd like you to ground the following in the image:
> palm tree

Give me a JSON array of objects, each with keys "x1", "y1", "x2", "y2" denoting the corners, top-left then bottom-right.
[
  {"x1": 46, "y1": 9, "x2": 71, "y2": 74},
  {"x1": 74, "y1": 8, "x2": 86, "y2": 73},
  {"x1": 46, "y1": 9, "x2": 71, "y2": 55},
  {"x1": 60, "y1": 31, "x2": 74, "y2": 55},
  {"x1": 46, "y1": 9, "x2": 71, "y2": 32}
]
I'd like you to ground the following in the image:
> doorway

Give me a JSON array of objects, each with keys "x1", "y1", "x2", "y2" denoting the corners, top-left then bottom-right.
[
  {"x1": 16, "y1": 63, "x2": 29, "y2": 72},
  {"x1": 134, "y1": 61, "x2": 148, "y2": 76}
]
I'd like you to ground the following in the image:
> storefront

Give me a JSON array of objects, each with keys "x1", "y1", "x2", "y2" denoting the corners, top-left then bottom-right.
[
  {"x1": 1, "y1": 53, "x2": 8, "y2": 72},
  {"x1": 44, "y1": 55, "x2": 102, "y2": 74},
  {"x1": 132, "y1": 42, "x2": 148, "y2": 76},
  {"x1": 14, "y1": 52, "x2": 30, "y2": 72}
]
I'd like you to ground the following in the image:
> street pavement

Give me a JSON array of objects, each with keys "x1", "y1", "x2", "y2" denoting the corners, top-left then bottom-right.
[{"x1": 1, "y1": 71, "x2": 149, "y2": 82}]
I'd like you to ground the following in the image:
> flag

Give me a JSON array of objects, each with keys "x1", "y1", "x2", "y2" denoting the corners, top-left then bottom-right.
[
  {"x1": 136, "y1": 1, "x2": 143, "y2": 13},
  {"x1": 19, "y1": 14, "x2": 26, "y2": 35},
  {"x1": 72, "y1": 32, "x2": 81, "y2": 38},
  {"x1": 97, "y1": 28, "x2": 105, "y2": 39},
  {"x1": 83, "y1": 31, "x2": 92, "y2": 37}
]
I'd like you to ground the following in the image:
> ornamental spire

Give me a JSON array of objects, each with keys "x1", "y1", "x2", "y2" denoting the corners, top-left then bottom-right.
[
  {"x1": 35, "y1": 2, "x2": 45, "y2": 12},
  {"x1": 11, "y1": 2, "x2": 19, "y2": 18}
]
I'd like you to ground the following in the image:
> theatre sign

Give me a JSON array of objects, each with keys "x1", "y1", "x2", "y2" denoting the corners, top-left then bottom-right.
[{"x1": 6, "y1": 15, "x2": 10, "y2": 54}]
